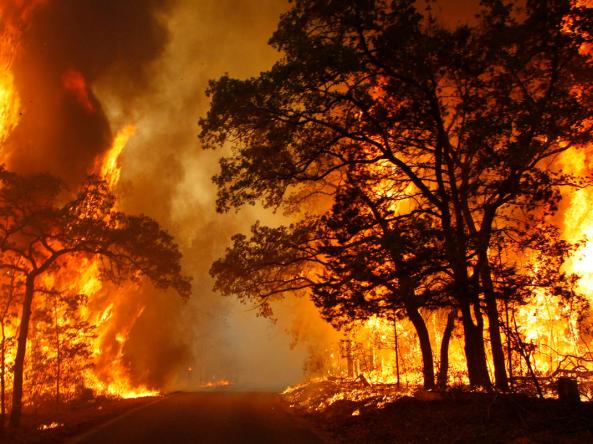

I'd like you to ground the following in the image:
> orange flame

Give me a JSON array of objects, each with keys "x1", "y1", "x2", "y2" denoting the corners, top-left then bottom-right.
[
  {"x1": 100, "y1": 124, "x2": 136, "y2": 187},
  {"x1": 0, "y1": 22, "x2": 20, "y2": 147},
  {"x1": 62, "y1": 69, "x2": 95, "y2": 113}
]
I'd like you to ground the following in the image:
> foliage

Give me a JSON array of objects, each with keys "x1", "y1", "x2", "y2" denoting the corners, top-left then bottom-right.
[
  {"x1": 0, "y1": 167, "x2": 191, "y2": 426},
  {"x1": 202, "y1": 0, "x2": 593, "y2": 388}
]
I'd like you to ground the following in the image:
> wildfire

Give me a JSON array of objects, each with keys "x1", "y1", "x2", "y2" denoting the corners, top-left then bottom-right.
[
  {"x1": 0, "y1": 0, "x2": 170, "y2": 417},
  {"x1": 75, "y1": 124, "x2": 158, "y2": 400},
  {"x1": 199, "y1": 379, "x2": 233, "y2": 389},
  {"x1": 100, "y1": 124, "x2": 136, "y2": 187},
  {"x1": 0, "y1": 20, "x2": 20, "y2": 149},
  {"x1": 510, "y1": 147, "x2": 593, "y2": 377},
  {"x1": 0, "y1": 68, "x2": 19, "y2": 146}
]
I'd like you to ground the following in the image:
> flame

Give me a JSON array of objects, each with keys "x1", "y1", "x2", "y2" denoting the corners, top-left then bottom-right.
[
  {"x1": 38, "y1": 421, "x2": 63, "y2": 431},
  {"x1": 100, "y1": 124, "x2": 136, "y2": 187},
  {"x1": 199, "y1": 379, "x2": 233, "y2": 389},
  {"x1": 30, "y1": 125, "x2": 152, "y2": 401},
  {"x1": 0, "y1": 1, "x2": 157, "y2": 406},
  {"x1": 0, "y1": 21, "x2": 20, "y2": 148},
  {"x1": 0, "y1": 68, "x2": 20, "y2": 146},
  {"x1": 75, "y1": 125, "x2": 156, "y2": 399},
  {"x1": 62, "y1": 69, "x2": 95, "y2": 113}
]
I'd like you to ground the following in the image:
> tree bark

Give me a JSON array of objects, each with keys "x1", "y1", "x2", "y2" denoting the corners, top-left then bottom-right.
[
  {"x1": 10, "y1": 274, "x2": 35, "y2": 428},
  {"x1": 393, "y1": 315, "x2": 400, "y2": 389},
  {"x1": 505, "y1": 300, "x2": 513, "y2": 388},
  {"x1": 53, "y1": 294, "x2": 61, "y2": 407},
  {"x1": 438, "y1": 308, "x2": 456, "y2": 390},
  {"x1": 460, "y1": 301, "x2": 491, "y2": 388},
  {"x1": 480, "y1": 261, "x2": 508, "y2": 390},
  {"x1": 406, "y1": 303, "x2": 435, "y2": 390},
  {"x1": 1, "y1": 321, "x2": 5, "y2": 431}
]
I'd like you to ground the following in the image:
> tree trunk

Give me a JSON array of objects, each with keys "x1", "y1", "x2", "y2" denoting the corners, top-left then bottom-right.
[
  {"x1": 10, "y1": 274, "x2": 35, "y2": 428},
  {"x1": 53, "y1": 294, "x2": 61, "y2": 407},
  {"x1": 1, "y1": 321, "x2": 5, "y2": 432},
  {"x1": 1, "y1": 271, "x2": 16, "y2": 432},
  {"x1": 460, "y1": 301, "x2": 491, "y2": 388},
  {"x1": 406, "y1": 304, "x2": 435, "y2": 390},
  {"x1": 480, "y1": 261, "x2": 508, "y2": 390},
  {"x1": 438, "y1": 308, "x2": 456, "y2": 390},
  {"x1": 345, "y1": 340, "x2": 354, "y2": 378},
  {"x1": 505, "y1": 300, "x2": 513, "y2": 388},
  {"x1": 444, "y1": 232, "x2": 491, "y2": 388},
  {"x1": 393, "y1": 315, "x2": 400, "y2": 389}
]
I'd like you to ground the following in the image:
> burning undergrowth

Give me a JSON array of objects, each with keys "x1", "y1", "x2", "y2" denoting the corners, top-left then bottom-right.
[
  {"x1": 282, "y1": 378, "x2": 406, "y2": 415},
  {"x1": 309, "y1": 392, "x2": 593, "y2": 443},
  {"x1": 283, "y1": 378, "x2": 593, "y2": 443}
]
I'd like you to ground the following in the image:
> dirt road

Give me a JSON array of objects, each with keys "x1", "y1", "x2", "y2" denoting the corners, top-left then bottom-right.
[{"x1": 68, "y1": 392, "x2": 324, "y2": 444}]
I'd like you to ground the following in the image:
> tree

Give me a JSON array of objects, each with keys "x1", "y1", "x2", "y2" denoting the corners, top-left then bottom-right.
[
  {"x1": 201, "y1": 0, "x2": 593, "y2": 389},
  {"x1": 0, "y1": 266, "x2": 19, "y2": 431},
  {"x1": 211, "y1": 171, "x2": 451, "y2": 389},
  {"x1": 27, "y1": 288, "x2": 95, "y2": 406},
  {"x1": 313, "y1": 179, "x2": 450, "y2": 389},
  {"x1": 0, "y1": 169, "x2": 191, "y2": 427}
]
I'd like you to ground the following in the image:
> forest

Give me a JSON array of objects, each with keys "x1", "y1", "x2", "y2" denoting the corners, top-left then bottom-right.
[
  {"x1": 202, "y1": 0, "x2": 593, "y2": 398},
  {"x1": 2, "y1": 0, "x2": 593, "y2": 442}
]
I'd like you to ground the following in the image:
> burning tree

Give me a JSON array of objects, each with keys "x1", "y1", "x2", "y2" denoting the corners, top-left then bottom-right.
[
  {"x1": 201, "y1": 0, "x2": 593, "y2": 390},
  {"x1": 0, "y1": 169, "x2": 191, "y2": 426},
  {"x1": 211, "y1": 172, "x2": 451, "y2": 389}
]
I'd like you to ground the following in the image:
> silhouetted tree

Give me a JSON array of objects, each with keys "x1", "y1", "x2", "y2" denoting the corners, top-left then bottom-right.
[
  {"x1": 201, "y1": 0, "x2": 593, "y2": 389},
  {"x1": 211, "y1": 175, "x2": 450, "y2": 389},
  {"x1": 0, "y1": 267, "x2": 19, "y2": 431},
  {"x1": 0, "y1": 169, "x2": 191, "y2": 427}
]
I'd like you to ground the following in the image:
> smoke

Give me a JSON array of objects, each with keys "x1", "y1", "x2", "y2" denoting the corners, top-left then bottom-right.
[
  {"x1": 3, "y1": 0, "x2": 485, "y2": 392},
  {"x1": 110, "y1": 0, "x2": 339, "y2": 390},
  {"x1": 4, "y1": 0, "x2": 173, "y2": 185},
  {"x1": 1, "y1": 0, "x2": 339, "y2": 391}
]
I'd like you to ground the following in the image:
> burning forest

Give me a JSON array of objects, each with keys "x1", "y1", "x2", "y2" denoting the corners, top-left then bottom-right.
[{"x1": 2, "y1": 0, "x2": 593, "y2": 443}]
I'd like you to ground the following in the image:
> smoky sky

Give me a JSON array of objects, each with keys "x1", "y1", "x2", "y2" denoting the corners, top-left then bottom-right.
[{"x1": 5, "y1": 0, "x2": 173, "y2": 186}]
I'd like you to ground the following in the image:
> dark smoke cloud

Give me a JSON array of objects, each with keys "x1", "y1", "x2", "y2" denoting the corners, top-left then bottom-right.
[{"x1": 5, "y1": 0, "x2": 174, "y2": 185}]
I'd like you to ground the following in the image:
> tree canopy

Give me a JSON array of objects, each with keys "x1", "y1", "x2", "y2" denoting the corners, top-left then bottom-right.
[
  {"x1": 201, "y1": 0, "x2": 593, "y2": 389},
  {"x1": 0, "y1": 168, "x2": 191, "y2": 426}
]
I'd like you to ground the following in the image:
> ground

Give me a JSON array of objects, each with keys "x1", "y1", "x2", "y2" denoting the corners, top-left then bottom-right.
[
  {"x1": 2, "y1": 392, "x2": 324, "y2": 444},
  {"x1": 1, "y1": 396, "x2": 158, "y2": 443},
  {"x1": 285, "y1": 381, "x2": 593, "y2": 443},
  {"x1": 3, "y1": 386, "x2": 593, "y2": 443}
]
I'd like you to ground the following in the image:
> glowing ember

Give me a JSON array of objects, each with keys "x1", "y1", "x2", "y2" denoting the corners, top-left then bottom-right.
[
  {"x1": 38, "y1": 421, "x2": 63, "y2": 431},
  {"x1": 199, "y1": 379, "x2": 233, "y2": 389}
]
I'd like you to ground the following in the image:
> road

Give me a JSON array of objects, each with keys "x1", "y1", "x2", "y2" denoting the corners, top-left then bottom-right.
[{"x1": 68, "y1": 392, "x2": 325, "y2": 444}]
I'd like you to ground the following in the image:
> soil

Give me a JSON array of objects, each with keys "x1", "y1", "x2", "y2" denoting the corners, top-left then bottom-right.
[
  {"x1": 0, "y1": 396, "x2": 159, "y2": 443},
  {"x1": 300, "y1": 392, "x2": 593, "y2": 443}
]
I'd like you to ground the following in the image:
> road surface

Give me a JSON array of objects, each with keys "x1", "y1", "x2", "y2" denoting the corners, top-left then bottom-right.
[{"x1": 68, "y1": 392, "x2": 325, "y2": 444}]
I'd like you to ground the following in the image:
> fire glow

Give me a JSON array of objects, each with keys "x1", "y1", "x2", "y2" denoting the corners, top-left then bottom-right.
[
  {"x1": 0, "y1": 2, "x2": 159, "y2": 406},
  {"x1": 1, "y1": 0, "x2": 593, "y2": 424}
]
